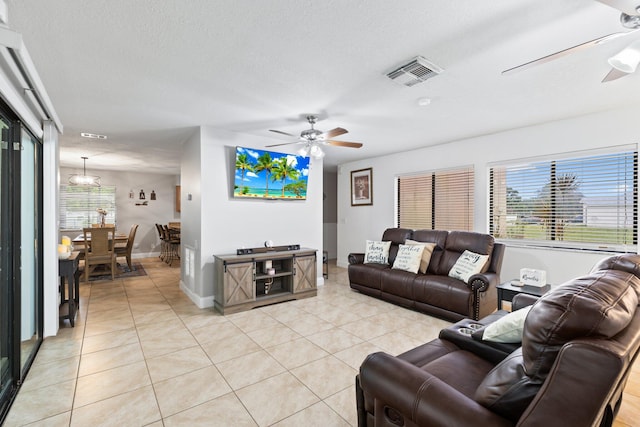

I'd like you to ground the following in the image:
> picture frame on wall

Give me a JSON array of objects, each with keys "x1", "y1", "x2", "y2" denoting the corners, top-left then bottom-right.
[{"x1": 351, "y1": 168, "x2": 373, "y2": 206}]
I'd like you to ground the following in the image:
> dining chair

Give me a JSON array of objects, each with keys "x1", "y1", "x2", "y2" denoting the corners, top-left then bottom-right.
[
  {"x1": 162, "y1": 224, "x2": 181, "y2": 266},
  {"x1": 115, "y1": 224, "x2": 138, "y2": 271},
  {"x1": 155, "y1": 223, "x2": 167, "y2": 260},
  {"x1": 82, "y1": 226, "x2": 117, "y2": 283}
]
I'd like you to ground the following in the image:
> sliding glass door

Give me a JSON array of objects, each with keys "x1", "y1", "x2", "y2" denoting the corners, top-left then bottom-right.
[{"x1": 0, "y1": 102, "x2": 43, "y2": 420}]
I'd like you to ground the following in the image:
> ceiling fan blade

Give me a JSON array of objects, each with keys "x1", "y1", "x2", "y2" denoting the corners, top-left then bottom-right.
[
  {"x1": 326, "y1": 140, "x2": 363, "y2": 148},
  {"x1": 595, "y1": 0, "x2": 640, "y2": 16},
  {"x1": 601, "y1": 67, "x2": 630, "y2": 82},
  {"x1": 502, "y1": 32, "x2": 627, "y2": 75},
  {"x1": 265, "y1": 141, "x2": 301, "y2": 147},
  {"x1": 323, "y1": 127, "x2": 348, "y2": 138},
  {"x1": 269, "y1": 129, "x2": 296, "y2": 137}
]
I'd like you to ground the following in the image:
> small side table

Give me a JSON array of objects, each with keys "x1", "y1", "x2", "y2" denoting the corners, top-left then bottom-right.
[
  {"x1": 59, "y1": 251, "x2": 81, "y2": 326},
  {"x1": 496, "y1": 280, "x2": 551, "y2": 311}
]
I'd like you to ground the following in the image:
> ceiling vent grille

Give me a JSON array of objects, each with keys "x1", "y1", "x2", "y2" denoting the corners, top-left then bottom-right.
[{"x1": 386, "y1": 56, "x2": 443, "y2": 87}]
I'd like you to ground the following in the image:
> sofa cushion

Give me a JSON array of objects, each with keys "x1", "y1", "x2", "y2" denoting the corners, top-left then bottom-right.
[
  {"x1": 413, "y1": 275, "x2": 472, "y2": 316},
  {"x1": 448, "y1": 250, "x2": 490, "y2": 284},
  {"x1": 411, "y1": 230, "x2": 448, "y2": 273},
  {"x1": 481, "y1": 305, "x2": 532, "y2": 343},
  {"x1": 392, "y1": 244, "x2": 424, "y2": 273},
  {"x1": 437, "y1": 231, "x2": 494, "y2": 276},
  {"x1": 405, "y1": 239, "x2": 437, "y2": 273},
  {"x1": 381, "y1": 228, "x2": 413, "y2": 265},
  {"x1": 364, "y1": 240, "x2": 391, "y2": 264},
  {"x1": 474, "y1": 269, "x2": 640, "y2": 422}
]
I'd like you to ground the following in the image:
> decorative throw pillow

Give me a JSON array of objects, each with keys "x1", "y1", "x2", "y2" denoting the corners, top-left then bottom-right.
[
  {"x1": 392, "y1": 244, "x2": 425, "y2": 274},
  {"x1": 364, "y1": 240, "x2": 392, "y2": 264},
  {"x1": 405, "y1": 239, "x2": 437, "y2": 274},
  {"x1": 448, "y1": 250, "x2": 490, "y2": 283},
  {"x1": 482, "y1": 306, "x2": 532, "y2": 343}
]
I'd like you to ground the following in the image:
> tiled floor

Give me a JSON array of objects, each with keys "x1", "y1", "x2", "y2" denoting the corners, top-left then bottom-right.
[{"x1": 4, "y1": 258, "x2": 640, "y2": 426}]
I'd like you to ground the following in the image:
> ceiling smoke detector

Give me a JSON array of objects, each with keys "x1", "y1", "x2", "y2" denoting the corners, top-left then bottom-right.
[{"x1": 385, "y1": 56, "x2": 443, "y2": 87}]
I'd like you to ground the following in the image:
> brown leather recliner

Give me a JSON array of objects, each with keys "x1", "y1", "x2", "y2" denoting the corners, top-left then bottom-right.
[{"x1": 356, "y1": 254, "x2": 640, "y2": 427}]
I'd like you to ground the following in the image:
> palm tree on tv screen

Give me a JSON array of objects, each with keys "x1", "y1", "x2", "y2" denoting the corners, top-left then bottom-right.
[
  {"x1": 254, "y1": 152, "x2": 274, "y2": 196},
  {"x1": 235, "y1": 153, "x2": 254, "y2": 193},
  {"x1": 272, "y1": 157, "x2": 300, "y2": 197}
]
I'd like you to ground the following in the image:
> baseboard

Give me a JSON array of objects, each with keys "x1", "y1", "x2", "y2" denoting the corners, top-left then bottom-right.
[
  {"x1": 131, "y1": 251, "x2": 161, "y2": 259},
  {"x1": 180, "y1": 279, "x2": 214, "y2": 309}
]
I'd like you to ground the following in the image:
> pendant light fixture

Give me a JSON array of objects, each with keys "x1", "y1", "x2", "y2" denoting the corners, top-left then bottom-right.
[{"x1": 68, "y1": 156, "x2": 101, "y2": 187}]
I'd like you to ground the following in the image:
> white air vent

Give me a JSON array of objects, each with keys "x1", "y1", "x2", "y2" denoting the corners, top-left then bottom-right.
[
  {"x1": 386, "y1": 56, "x2": 443, "y2": 87},
  {"x1": 80, "y1": 132, "x2": 107, "y2": 140}
]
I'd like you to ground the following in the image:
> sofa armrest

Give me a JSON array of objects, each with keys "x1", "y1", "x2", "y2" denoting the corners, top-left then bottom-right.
[
  {"x1": 512, "y1": 293, "x2": 539, "y2": 310},
  {"x1": 359, "y1": 352, "x2": 511, "y2": 427},
  {"x1": 468, "y1": 272, "x2": 499, "y2": 292},
  {"x1": 348, "y1": 252, "x2": 365, "y2": 265}
]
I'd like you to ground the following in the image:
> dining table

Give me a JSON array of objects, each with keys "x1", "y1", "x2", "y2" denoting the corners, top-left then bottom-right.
[{"x1": 72, "y1": 231, "x2": 129, "y2": 245}]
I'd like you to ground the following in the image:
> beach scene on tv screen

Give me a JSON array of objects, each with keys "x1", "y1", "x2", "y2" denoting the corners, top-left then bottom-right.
[{"x1": 234, "y1": 146, "x2": 310, "y2": 199}]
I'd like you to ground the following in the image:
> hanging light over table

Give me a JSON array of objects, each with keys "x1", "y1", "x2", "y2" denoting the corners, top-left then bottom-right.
[{"x1": 68, "y1": 156, "x2": 101, "y2": 187}]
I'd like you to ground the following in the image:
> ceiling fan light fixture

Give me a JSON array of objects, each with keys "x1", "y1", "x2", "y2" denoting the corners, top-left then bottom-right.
[
  {"x1": 608, "y1": 40, "x2": 640, "y2": 73},
  {"x1": 298, "y1": 145, "x2": 310, "y2": 157},
  {"x1": 309, "y1": 144, "x2": 325, "y2": 159},
  {"x1": 620, "y1": 11, "x2": 640, "y2": 29}
]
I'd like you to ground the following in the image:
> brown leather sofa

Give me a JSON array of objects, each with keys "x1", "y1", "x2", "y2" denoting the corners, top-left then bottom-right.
[
  {"x1": 356, "y1": 254, "x2": 640, "y2": 427},
  {"x1": 348, "y1": 228, "x2": 505, "y2": 321}
]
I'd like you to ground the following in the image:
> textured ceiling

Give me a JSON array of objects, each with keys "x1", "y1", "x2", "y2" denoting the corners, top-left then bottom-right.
[{"x1": 5, "y1": 0, "x2": 640, "y2": 174}]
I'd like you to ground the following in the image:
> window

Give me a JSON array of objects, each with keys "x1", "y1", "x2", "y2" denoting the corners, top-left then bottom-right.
[
  {"x1": 489, "y1": 150, "x2": 637, "y2": 252},
  {"x1": 59, "y1": 185, "x2": 117, "y2": 230},
  {"x1": 397, "y1": 167, "x2": 474, "y2": 231}
]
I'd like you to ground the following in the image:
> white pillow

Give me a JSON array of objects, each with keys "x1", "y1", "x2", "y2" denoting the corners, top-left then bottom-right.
[
  {"x1": 448, "y1": 250, "x2": 490, "y2": 284},
  {"x1": 405, "y1": 239, "x2": 437, "y2": 274},
  {"x1": 483, "y1": 305, "x2": 532, "y2": 343},
  {"x1": 392, "y1": 244, "x2": 425, "y2": 274},
  {"x1": 364, "y1": 240, "x2": 392, "y2": 264}
]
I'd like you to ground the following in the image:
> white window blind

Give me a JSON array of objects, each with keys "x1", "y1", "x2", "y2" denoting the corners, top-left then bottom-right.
[
  {"x1": 397, "y1": 167, "x2": 474, "y2": 231},
  {"x1": 489, "y1": 150, "x2": 637, "y2": 252},
  {"x1": 59, "y1": 185, "x2": 117, "y2": 230}
]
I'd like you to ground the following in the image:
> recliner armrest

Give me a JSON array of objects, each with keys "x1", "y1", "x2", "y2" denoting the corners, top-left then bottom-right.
[
  {"x1": 348, "y1": 252, "x2": 364, "y2": 264},
  {"x1": 512, "y1": 293, "x2": 539, "y2": 311},
  {"x1": 468, "y1": 272, "x2": 499, "y2": 292},
  {"x1": 359, "y1": 352, "x2": 511, "y2": 427}
]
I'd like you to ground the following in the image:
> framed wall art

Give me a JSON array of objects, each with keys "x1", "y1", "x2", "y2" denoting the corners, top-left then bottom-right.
[{"x1": 351, "y1": 167, "x2": 373, "y2": 206}]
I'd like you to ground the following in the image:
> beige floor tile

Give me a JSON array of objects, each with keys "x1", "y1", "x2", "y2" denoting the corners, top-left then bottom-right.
[
  {"x1": 236, "y1": 372, "x2": 319, "y2": 426},
  {"x1": 163, "y1": 392, "x2": 257, "y2": 427},
  {"x1": 272, "y1": 401, "x2": 350, "y2": 427},
  {"x1": 137, "y1": 320, "x2": 198, "y2": 358},
  {"x1": 181, "y1": 311, "x2": 229, "y2": 331},
  {"x1": 306, "y1": 328, "x2": 364, "y2": 354},
  {"x1": 78, "y1": 341, "x2": 144, "y2": 376},
  {"x1": 616, "y1": 392, "x2": 640, "y2": 427},
  {"x1": 368, "y1": 331, "x2": 425, "y2": 356},
  {"x1": 227, "y1": 310, "x2": 282, "y2": 333},
  {"x1": 339, "y1": 317, "x2": 397, "y2": 341},
  {"x1": 324, "y1": 384, "x2": 358, "y2": 427},
  {"x1": 70, "y1": 385, "x2": 160, "y2": 427},
  {"x1": 81, "y1": 327, "x2": 139, "y2": 354},
  {"x1": 265, "y1": 337, "x2": 330, "y2": 370},
  {"x1": 23, "y1": 411, "x2": 71, "y2": 427},
  {"x1": 154, "y1": 365, "x2": 232, "y2": 417},
  {"x1": 74, "y1": 361, "x2": 151, "y2": 408},
  {"x1": 3, "y1": 379, "x2": 75, "y2": 426},
  {"x1": 201, "y1": 333, "x2": 262, "y2": 363},
  {"x1": 20, "y1": 355, "x2": 80, "y2": 392},
  {"x1": 247, "y1": 323, "x2": 302, "y2": 348},
  {"x1": 146, "y1": 345, "x2": 211, "y2": 383},
  {"x1": 33, "y1": 337, "x2": 83, "y2": 365},
  {"x1": 281, "y1": 313, "x2": 334, "y2": 336},
  {"x1": 190, "y1": 319, "x2": 242, "y2": 345},
  {"x1": 291, "y1": 355, "x2": 357, "y2": 399},
  {"x1": 131, "y1": 306, "x2": 180, "y2": 326},
  {"x1": 333, "y1": 341, "x2": 384, "y2": 370},
  {"x1": 216, "y1": 349, "x2": 286, "y2": 390}
]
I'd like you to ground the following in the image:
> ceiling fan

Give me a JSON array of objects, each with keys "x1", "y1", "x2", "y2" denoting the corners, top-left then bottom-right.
[
  {"x1": 266, "y1": 115, "x2": 363, "y2": 159},
  {"x1": 503, "y1": 0, "x2": 640, "y2": 82}
]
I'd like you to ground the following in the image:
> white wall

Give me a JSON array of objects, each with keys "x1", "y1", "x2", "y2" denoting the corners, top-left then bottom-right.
[
  {"x1": 59, "y1": 167, "x2": 180, "y2": 257},
  {"x1": 337, "y1": 107, "x2": 640, "y2": 286},
  {"x1": 180, "y1": 126, "x2": 324, "y2": 308}
]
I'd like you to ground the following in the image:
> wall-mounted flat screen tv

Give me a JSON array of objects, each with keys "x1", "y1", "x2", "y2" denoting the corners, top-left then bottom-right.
[{"x1": 233, "y1": 146, "x2": 310, "y2": 200}]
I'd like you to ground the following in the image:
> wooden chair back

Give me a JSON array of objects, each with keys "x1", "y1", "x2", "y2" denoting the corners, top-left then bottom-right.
[{"x1": 83, "y1": 227, "x2": 115, "y2": 256}]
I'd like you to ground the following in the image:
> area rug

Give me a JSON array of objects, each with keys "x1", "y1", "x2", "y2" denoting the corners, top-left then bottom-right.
[{"x1": 88, "y1": 262, "x2": 147, "y2": 281}]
